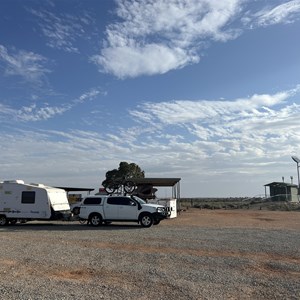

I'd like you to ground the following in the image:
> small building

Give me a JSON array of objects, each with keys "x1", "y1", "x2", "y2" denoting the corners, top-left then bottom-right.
[{"x1": 264, "y1": 182, "x2": 299, "y2": 203}]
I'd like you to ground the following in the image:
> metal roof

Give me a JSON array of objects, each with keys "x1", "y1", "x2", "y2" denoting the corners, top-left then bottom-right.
[
  {"x1": 130, "y1": 177, "x2": 181, "y2": 187},
  {"x1": 264, "y1": 182, "x2": 297, "y2": 188},
  {"x1": 55, "y1": 187, "x2": 95, "y2": 193}
]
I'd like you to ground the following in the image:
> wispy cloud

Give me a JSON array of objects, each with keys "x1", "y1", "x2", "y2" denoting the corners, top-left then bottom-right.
[
  {"x1": 74, "y1": 89, "x2": 102, "y2": 104},
  {"x1": 254, "y1": 0, "x2": 300, "y2": 26},
  {"x1": 0, "y1": 88, "x2": 102, "y2": 122},
  {"x1": 29, "y1": 8, "x2": 95, "y2": 53},
  {"x1": 1, "y1": 86, "x2": 300, "y2": 196},
  {"x1": 16, "y1": 104, "x2": 70, "y2": 122},
  {"x1": 130, "y1": 89, "x2": 297, "y2": 125},
  {"x1": 0, "y1": 45, "x2": 50, "y2": 82},
  {"x1": 129, "y1": 87, "x2": 300, "y2": 159}
]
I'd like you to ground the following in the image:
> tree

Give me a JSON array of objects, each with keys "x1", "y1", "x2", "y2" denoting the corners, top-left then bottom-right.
[{"x1": 102, "y1": 162, "x2": 145, "y2": 187}]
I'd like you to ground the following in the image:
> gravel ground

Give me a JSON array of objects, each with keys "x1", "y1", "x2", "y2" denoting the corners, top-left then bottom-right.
[{"x1": 0, "y1": 209, "x2": 299, "y2": 300}]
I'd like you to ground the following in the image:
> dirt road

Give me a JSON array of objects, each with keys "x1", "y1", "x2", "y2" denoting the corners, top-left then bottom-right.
[{"x1": 1, "y1": 209, "x2": 299, "y2": 299}]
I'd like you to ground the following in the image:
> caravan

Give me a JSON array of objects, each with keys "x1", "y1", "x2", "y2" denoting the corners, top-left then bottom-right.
[{"x1": 0, "y1": 180, "x2": 71, "y2": 225}]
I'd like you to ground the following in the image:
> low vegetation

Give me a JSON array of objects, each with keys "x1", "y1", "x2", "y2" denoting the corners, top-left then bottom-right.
[{"x1": 180, "y1": 197, "x2": 300, "y2": 211}]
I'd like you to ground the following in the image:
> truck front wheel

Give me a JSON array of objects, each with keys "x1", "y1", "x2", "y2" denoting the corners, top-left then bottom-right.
[
  {"x1": 140, "y1": 214, "x2": 153, "y2": 228},
  {"x1": 0, "y1": 215, "x2": 8, "y2": 226},
  {"x1": 89, "y1": 213, "x2": 103, "y2": 227}
]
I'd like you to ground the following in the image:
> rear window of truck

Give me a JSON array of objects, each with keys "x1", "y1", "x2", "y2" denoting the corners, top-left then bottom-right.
[{"x1": 83, "y1": 197, "x2": 102, "y2": 205}]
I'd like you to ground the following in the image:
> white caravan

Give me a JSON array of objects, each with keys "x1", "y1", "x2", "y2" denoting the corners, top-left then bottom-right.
[{"x1": 0, "y1": 180, "x2": 71, "y2": 225}]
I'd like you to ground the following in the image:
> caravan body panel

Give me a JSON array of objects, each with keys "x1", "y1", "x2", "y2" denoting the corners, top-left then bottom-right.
[
  {"x1": 0, "y1": 180, "x2": 70, "y2": 220},
  {"x1": 47, "y1": 187, "x2": 71, "y2": 211}
]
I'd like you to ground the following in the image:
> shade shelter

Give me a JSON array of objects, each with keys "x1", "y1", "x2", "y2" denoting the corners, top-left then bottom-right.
[
  {"x1": 130, "y1": 177, "x2": 181, "y2": 218},
  {"x1": 130, "y1": 177, "x2": 181, "y2": 200}
]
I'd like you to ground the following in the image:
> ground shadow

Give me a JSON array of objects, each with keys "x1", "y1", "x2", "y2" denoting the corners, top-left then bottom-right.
[{"x1": 0, "y1": 221, "x2": 145, "y2": 232}]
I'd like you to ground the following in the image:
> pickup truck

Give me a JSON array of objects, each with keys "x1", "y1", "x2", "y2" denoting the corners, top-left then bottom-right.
[{"x1": 78, "y1": 195, "x2": 167, "y2": 227}]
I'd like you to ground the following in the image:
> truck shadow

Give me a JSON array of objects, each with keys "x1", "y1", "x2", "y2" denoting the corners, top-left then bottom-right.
[{"x1": 1, "y1": 222, "x2": 145, "y2": 232}]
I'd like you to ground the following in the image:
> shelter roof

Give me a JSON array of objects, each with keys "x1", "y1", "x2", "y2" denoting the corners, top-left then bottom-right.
[
  {"x1": 131, "y1": 177, "x2": 181, "y2": 187},
  {"x1": 264, "y1": 182, "x2": 297, "y2": 188},
  {"x1": 55, "y1": 187, "x2": 94, "y2": 193}
]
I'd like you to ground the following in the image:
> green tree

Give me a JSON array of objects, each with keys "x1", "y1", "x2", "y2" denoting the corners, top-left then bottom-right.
[{"x1": 102, "y1": 162, "x2": 145, "y2": 187}]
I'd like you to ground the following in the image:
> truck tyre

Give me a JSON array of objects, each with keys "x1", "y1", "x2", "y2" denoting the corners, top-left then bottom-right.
[
  {"x1": 89, "y1": 213, "x2": 102, "y2": 227},
  {"x1": 0, "y1": 215, "x2": 8, "y2": 226},
  {"x1": 140, "y1": 213, "x2": 153, "y2": 228}
]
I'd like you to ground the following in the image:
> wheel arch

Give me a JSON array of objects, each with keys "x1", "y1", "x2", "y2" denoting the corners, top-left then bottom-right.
[{"x1": 88, "y1": 212, "x2": 103, "y2": 220}]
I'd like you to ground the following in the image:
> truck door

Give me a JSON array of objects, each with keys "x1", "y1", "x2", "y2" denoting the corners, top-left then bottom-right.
[
  {"x1": 105, "y1": 197, "x2": 120, "y2": 219},
  {"x1": 118, "y1": 197, "x2": 138, "y2": 220},
  {"x1": 105, "y1": 197, "x2": 138, "y2": 220}
]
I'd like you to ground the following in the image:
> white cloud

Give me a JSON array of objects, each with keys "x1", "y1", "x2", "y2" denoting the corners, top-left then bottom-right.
[
  {"x1": 92, "y1": 0, "x2": 300, "y2": 78},
  {"x1": 0, "y1": 45, "x2": 50, "y2": 82},
  {"x1": 92, "y1": 0, "x2": 242, "y2": 78},
  {"x1": 255, "y1": 0, "x2": 300, "y2": 26},
  {"x1": 92, "y1": 44, "x2": 198, "y2": 78}
]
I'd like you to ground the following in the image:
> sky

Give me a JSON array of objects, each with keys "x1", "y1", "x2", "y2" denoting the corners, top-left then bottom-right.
[{"x1": 0, "y1": 0, "x2": 300, "y2": 198}]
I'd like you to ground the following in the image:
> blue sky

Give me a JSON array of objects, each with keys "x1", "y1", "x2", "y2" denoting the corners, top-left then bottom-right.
[{"x1": 1, "y1": 0, "x2": 300, "y2": 197}]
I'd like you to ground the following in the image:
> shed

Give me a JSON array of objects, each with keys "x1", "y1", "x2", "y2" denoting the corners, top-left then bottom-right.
[{"x1": 264, "y1": 182, "x2": 299, "y2": 202}]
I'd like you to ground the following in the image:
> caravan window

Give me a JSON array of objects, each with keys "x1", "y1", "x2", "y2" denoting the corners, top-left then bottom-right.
[{"x1": 22, "y1": 191, "x2": 35, "y2": 204}]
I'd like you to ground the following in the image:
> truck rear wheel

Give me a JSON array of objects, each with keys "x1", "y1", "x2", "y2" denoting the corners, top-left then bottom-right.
[
  {"x1": 0, "y1": 215, "x2": 8, "y2": 226},
  {"x1": 89, "y1": 213, "x2": 102, "y2": 227},
  {"x1": 140, "y1": 213, "x2": 153, "y2": 228},
  {"x1": 72, "y1": 207, "x2": 80, "y2": 215}
]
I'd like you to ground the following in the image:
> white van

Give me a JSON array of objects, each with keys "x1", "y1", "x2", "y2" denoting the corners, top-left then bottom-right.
[{"x1": 0, "y1": 180, "x2": 71, "y2": 225}]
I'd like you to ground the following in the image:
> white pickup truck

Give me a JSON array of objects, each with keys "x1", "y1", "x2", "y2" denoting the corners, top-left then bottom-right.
[{"x1": 78, "y1": 195, "x2": 167, "y2": 227}]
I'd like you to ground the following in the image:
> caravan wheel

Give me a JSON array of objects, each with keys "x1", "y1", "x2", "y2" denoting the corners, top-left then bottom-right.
[{"x1": 0, "y1": 215, "x2": 8, "y2": 226}]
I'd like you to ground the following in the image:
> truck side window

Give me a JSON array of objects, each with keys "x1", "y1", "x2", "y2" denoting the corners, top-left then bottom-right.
[
  {"x1": 122, "y1": 198, "x2": 136, "y2": 206},
  {"x1": 83, "y1": 198, "x2": 102, "y2": 205},
  {"x1": 107, "y1": 197, "x2": 123, "y2": 205},
  {"x1": 107, "y1": 197, "x2": 136, "y2": 206},
  {"x1": 21, "y1": 191, "x2": 35, "y2": 204}
]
